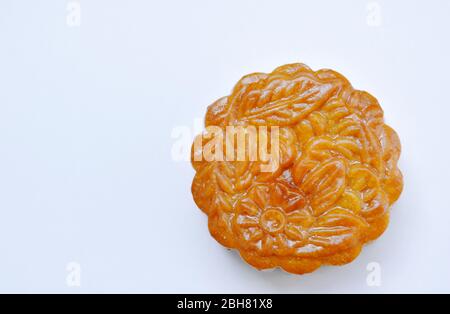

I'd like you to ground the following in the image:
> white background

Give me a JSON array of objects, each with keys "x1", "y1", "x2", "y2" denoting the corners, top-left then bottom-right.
[{"x1": 0, "y1": 0, "x2": 449, "y2": 293}]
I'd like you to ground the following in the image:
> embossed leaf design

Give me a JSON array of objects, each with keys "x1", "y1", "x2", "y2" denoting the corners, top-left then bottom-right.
[
  {"x1": 304, "y1": 207, "x2": 368, "y2": 255},
  {"x1": 295, "y1": 158, "x2": 347, "y2": 216},
  {"x1": 238, "y1": 78, "x2": 336, "y2": 126}
]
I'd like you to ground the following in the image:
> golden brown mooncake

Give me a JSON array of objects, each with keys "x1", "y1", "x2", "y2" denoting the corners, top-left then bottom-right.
[{"x1": 191, "y1": 63, "x2": 403, "y2": 274}]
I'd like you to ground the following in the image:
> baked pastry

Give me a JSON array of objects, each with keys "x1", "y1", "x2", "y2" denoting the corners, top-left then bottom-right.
[{"x1": 191, "y1": 63, "x2": 403, "y2": 274}]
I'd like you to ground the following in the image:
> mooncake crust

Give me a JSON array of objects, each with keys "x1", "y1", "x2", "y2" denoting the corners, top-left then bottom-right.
[{"x1": 191, "y1": 63, "x2": 403, "y2": 274}]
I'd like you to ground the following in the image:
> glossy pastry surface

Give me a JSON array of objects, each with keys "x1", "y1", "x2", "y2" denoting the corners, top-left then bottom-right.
[{"x1": 191, "y1": 63, "x2": 403, "y2": 274}]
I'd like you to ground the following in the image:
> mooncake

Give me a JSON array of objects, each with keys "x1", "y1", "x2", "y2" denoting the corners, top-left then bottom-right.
[{"x1": 191, "y1": 63, "x2": 403, "y2": 274}]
